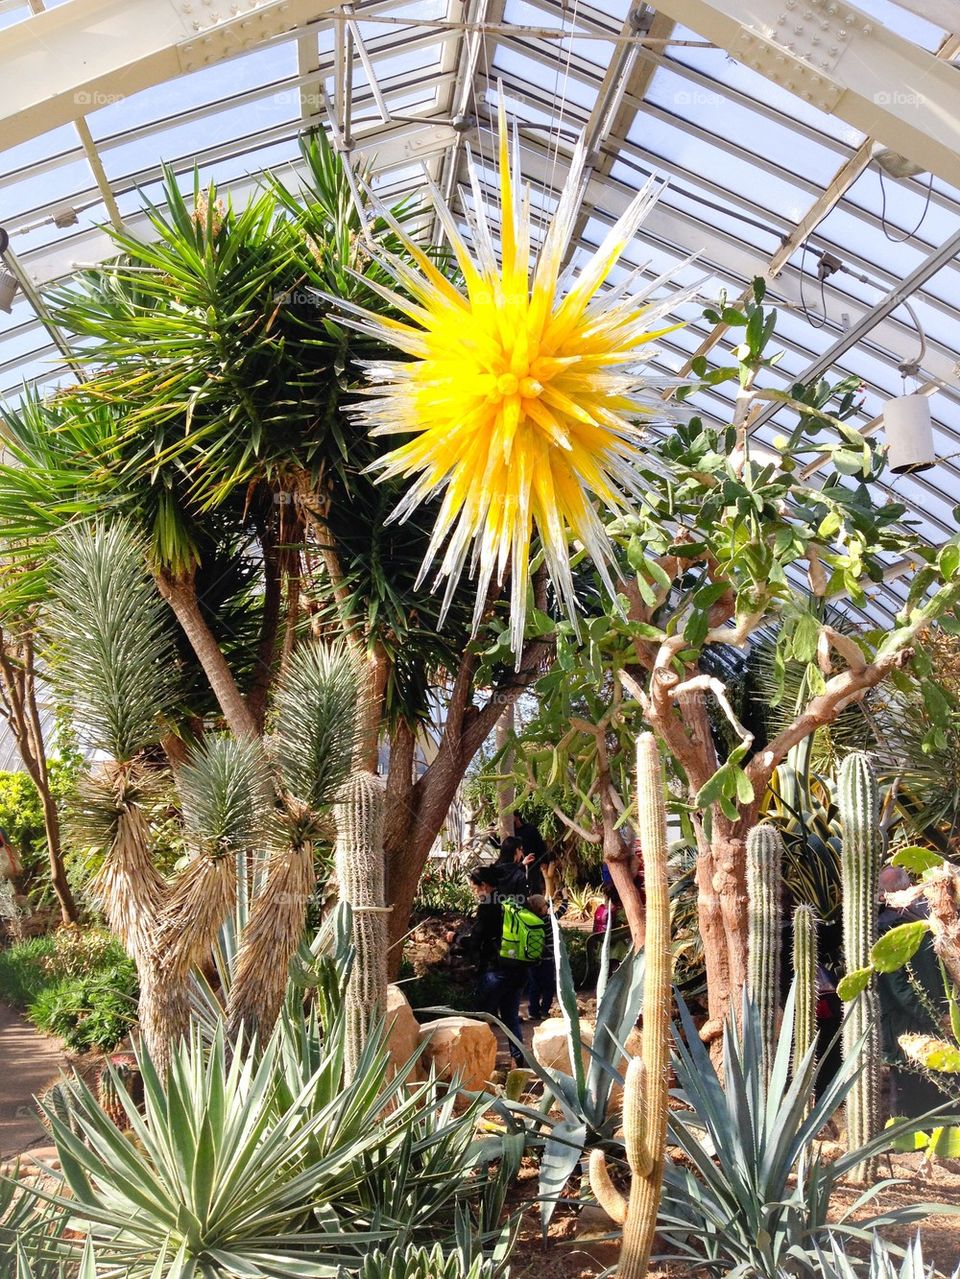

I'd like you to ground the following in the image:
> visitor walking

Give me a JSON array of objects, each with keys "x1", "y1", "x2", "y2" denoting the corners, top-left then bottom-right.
[
  {"x1": 525, "y1": 894, "x2": 556, "y2": 1020},
  {"x1": 457, "y1": 868, "x2": 545, "y2": 1065}
]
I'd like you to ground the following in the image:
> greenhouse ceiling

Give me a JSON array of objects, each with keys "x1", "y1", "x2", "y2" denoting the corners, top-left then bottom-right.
[{"x1": 2, "y1": 0, "x2": 960, "y2": 630}]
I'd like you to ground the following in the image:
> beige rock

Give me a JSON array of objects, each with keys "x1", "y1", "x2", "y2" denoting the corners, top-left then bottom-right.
[
  {"x1": 532, "y1": 1017, "x2": 642, "y2": 1108},
  {"x1": 533, "y1": 1017, "x2": 641, "y2": 1071},
  {"x1": 385, "y1": 984, "x2": 422, "y2": 1076},
  {"x1": 417, "y1": 1015, "x2": 497, "y2": 1092}
]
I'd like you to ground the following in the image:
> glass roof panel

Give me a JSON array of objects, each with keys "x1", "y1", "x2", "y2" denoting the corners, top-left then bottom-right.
[
  {"x1": 1, "y1": 0, "x2": 958, "y2": 597},
  {"x1": 88, "y1": 42, "x2": 300, "y2": 142}
]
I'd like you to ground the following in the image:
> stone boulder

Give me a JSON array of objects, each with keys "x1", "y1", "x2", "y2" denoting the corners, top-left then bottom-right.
[
  {"x1": 417, "y1": 1015, "x2": 497, "y2": 1092},
  {"x1": 532, "y1": 1016, "x2": 642, "y2": 1107},
  {"x1": 385, "y1": 983, "x2": 422, "y2": 1075}
]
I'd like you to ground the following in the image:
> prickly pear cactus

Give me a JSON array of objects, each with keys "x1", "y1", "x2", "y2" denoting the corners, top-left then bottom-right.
[
  {"x1": 588, "y1": 733, "x2": 671, "y2": 1279},
  {"x1": 839, "y1": 751, "x2": 882, "y2": 1183},
  {"x1": 746, "y1": 823, "x2": 783, "y2": 1081},
  {"x1": 334, "y1": 770, "x2": 389, "y2": 1081}
]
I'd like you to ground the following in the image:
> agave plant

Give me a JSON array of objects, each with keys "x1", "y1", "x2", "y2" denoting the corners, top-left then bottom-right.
[
  {"x1": 658, "y1": 989, "x2": 944, "y2": 1278},
  {"x1": 813, "y1": 1235, "x2": 942, "y2": 1279},
  {"x1": 16, "y1": 951, "x2": 521, "y2": 1279},
  {"x1": 343, "y1": 1237, "x2": 510, "y2": 1279},
  {"x1": 501, "y1": 916, "x2": 644, "y2": 1229}
]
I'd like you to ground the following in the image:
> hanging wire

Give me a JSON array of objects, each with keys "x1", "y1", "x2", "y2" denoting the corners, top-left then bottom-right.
[
  {"x1": 878, "y1": 163, "x2": 934, "y2": 244},
  {"x1": 546, "y1": 0, "x2": 582, "y2": 214},
  {"x1": 797, "y1": 240, "x2": 828, "y2": 330}
]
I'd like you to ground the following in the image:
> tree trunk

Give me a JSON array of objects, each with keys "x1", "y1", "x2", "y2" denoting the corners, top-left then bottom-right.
[
  {"x1": 38, "y1": 785, "x2": 77, "y2": 926},
  {"x1": 358, "y1": 643, "x2": 390, "y2": 773},
  {"x1": 495, "y1": 703, "x2": 515, "y2": 841},
  {"x1": 0, "y1": 634, "x2": 78, "y2": 924},
  {"x1": 692, "y1": 825, "x2": 728, "y2": 1039},
  {"x1": 155, "y1": 570, "x2": 259, "y2": 740}
]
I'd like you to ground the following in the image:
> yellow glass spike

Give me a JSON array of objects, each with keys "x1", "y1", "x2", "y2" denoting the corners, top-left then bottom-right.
[{"x1": 340, "y1": 101, "x2": 693, "y2": 653}]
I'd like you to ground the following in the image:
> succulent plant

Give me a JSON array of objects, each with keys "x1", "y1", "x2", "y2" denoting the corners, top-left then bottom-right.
[
  {"x1": 334, "y1": 770, "x2": 389, "y2": 1080},
  {"x1": 746, "y1": 822, "x2": 783, "y2": 1081},
  {"x1": 839, "y1": 751, "x2": 882, "y2": 1183},
  {"x1": 589, "y1": 732, "x2": 671, "y2": 1279}
]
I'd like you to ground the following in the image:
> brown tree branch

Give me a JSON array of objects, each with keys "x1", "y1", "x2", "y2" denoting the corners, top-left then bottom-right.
[{"x1": 746, "y1": 647, "x2": 914, "y2": 797}]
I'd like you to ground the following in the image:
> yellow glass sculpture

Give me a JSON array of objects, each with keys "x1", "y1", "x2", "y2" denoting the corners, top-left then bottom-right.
[{"x1": 338, "y1": 102, "x2": 695, "y2": 653}]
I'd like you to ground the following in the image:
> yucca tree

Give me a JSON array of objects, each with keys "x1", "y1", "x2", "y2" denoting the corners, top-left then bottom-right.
[
  {"x1": 46, "y1": 521, "x2": 362, "y2": 1063},
  {"x1": 27, "y1": 130, "x2": 551, "y2": 975}
]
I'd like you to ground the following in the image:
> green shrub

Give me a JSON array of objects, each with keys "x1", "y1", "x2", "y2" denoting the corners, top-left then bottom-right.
[
  {"x1": 0, "y1": 753, "x2": 83, "y2": 911},
  {"x1": 28, "y1": 968, "x2": 137, "y2": 1053},
  {"x1": 0, "y1": 936, "x2": 56, "y2": 1006},
  {"x1": 414, "y1": 863, "x2": 475, "y2": 916},
  {"x1": 0, "y1": 928, "x2": 137, "y2": 1053}
]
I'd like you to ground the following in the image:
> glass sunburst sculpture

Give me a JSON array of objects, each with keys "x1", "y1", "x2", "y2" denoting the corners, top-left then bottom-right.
[{"x1": 335, "y1": 102, "x2": 697, "y2": 654}]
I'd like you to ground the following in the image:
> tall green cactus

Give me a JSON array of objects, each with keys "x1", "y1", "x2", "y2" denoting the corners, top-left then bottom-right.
[
  {"x1": 589, "y1": 732, "x2": 671, "y2": 1279},
  {"x1": 792, "y1": 904, "x2": 818, "y2": 1081},
  {"x1": 334, "y1": 770, "x2": 389, "y2": 1080},
  {"x1": 746, "y1": 823, "x2": 783, "y2": 1081},
  {"x1": 839, "y1": 751, "x2": 881, "y2": 1183}
]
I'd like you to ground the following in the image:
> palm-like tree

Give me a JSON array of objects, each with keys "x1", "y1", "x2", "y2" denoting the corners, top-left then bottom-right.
[
  {"x1": 17, "y1": 130, "x2": 551, "y2": 969},
  {"x1": 47, "y1": 521, "x2": 362, "y2": 1066}
]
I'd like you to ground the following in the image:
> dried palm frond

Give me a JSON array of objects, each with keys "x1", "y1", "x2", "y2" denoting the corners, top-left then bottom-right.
[
  {"x1": 47, "y1": 521, "x2": 179, "y2": 760},
  {"x1": 147, "y1": 736, "x2": 274, "y2": 1064},
  {"x1": 270, "y1": 641, "x2": 362, "y2": 810},
  {"x1": 84, "y1": 764, "x2": 166, "y2": 968},
  {"x1": 226, "y1": 823, "x2": 316, "y2": 1042}
]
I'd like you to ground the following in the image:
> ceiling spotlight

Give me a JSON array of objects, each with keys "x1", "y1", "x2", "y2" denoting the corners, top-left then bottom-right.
[
  {"x1": 0, "y1": 270, "x2": 18, "y2": 315},
  {"x1": 874, "y1": 147, "x2": 925, "y2": 180},
  {"x1": 884, "y1": 393, "x2": 935, "y2": 474}
]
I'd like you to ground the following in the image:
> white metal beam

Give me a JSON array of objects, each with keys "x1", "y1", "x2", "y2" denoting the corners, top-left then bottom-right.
[
  {"x1": 2, "y1": 0, "x2": 343, "y2": 150},
  {"x1": 649, "y1": 0, "x2": 960, "y2": 189}
]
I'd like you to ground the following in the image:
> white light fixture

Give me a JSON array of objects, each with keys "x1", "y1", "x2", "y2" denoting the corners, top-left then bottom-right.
[
  {"x1": 884, "y1": 393, "x2": 935, "y2": 474},
  {"x1": 0, "y1": 270, "x2": 17, "y2": 314}
]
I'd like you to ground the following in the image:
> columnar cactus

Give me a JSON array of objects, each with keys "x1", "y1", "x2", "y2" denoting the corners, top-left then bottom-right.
[
  {"x1": 334, "y1": 770, "x2": 389, "y2": 1081},
  {"x1": 839, "y1": 751, "x2": 882, "y2": 1183},
  {"x1": 792, "y1": 904, "x2": 818, "y2": 1079},
  {"x1": 589, "y1": 733, "x2": 671, "y2": 1279},
  {"x1": 746, "y1": 823, "x2": 783, "y2": 1081}
]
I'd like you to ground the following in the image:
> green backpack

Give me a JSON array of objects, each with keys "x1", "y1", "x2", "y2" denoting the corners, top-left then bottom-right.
[{"x1": 499, "y1": 901, "x2": 546, "y2": 965}]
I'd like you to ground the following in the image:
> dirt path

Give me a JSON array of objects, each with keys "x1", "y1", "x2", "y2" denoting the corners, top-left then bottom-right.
[{"x1": 0, "y1": 1002, "x2": 65, "y2": 1159}]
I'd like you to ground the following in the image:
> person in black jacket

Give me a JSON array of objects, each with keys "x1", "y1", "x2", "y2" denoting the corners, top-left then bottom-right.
[
  {"x1": 460, "y1": 867, "x2": 526, "y2": 1064},
  {"x1": 493, "y1": 837, "x2": 529, "y2": 903}
]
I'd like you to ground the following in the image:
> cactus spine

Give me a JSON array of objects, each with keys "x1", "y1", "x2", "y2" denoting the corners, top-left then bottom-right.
[
  {"x1": 746, "y1": 823, "x2": 783, "y2": 1081},
  {"x1": 839, "y1": 751, "x2": 881, "y2": 1183},
  {"x1": 792, "y1": 904, "x2": 818, "y2": 1077},
  {"x1": 589, "y1": 733, "x2": 671, "y2": 1279},
  {"x1": 334, "y1": 770, "x2": 389, "y2": 1081}
]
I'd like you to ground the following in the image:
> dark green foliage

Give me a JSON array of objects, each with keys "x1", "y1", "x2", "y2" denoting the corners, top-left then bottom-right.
[
  {"x1": 28, "y1": 971, "x2": 137, "y2": 1054},
  {"x1": 0, "y1": 930, "x2": 137, "y2": 1053},
  {"x1": 398, "y1": 963, "x2": 476, "y2": 1018}
]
